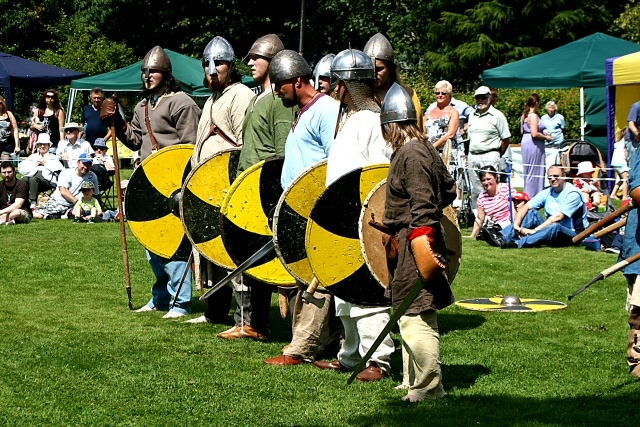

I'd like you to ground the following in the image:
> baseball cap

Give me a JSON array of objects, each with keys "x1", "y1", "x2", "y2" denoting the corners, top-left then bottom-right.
[
  {"x1": 474, "y1": 86, "x2": 491, "y2": 97},
  {"x1": 512, "y1": 191, "x2": 530, "y2": 202},
  {"x1": 78, "y1": 153, "x2": 93, "y2": 164},
  {"x1": 81, "y1": 181, "x2": 95, "y2": 190}
]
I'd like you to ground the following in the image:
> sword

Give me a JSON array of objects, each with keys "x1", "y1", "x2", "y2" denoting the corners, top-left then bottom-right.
[
  {"x1": 199, "y1": 240, "x2": 275, "y2": 301},
  {"x1": 347, "y1": 277, "x2": 425, "y2": 384}
]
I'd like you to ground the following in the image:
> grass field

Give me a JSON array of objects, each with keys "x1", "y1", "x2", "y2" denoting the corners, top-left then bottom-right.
[{"x1": 1, "y1": 220, "x2": 638, "y2": 426}]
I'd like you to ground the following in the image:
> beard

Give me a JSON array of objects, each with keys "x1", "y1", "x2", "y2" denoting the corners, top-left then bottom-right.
[{"x1": 280, "y1": 97, "x2": 297, "y2": 108}]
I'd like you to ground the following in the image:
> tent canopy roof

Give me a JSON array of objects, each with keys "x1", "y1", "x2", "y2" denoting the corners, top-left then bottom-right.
[
  {"x1": 481, "y1": 33, "x2": 640, "y2": 89},
  {"x1": 70, "y1": 49, "x2": 256, "y2": 96},
  {"x1": 606, "y1": 51, "x2": 640, "y2": 86},
  {"x1": 0, "y1": 51, "x2": 85, "y2": 88}
]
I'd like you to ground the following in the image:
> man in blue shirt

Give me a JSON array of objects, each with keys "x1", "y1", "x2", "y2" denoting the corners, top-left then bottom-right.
[
  {"x1": 80, "y1": 88, "x2": 110, "y2": 147},
  {"x1": 501, "y1": 164, "x2": 587, "y2": 248},
  {"x1": 620, "y1": 150, "x2": 640, "y2": 378},
  {"x1": 264, "y1": 50, "x2": 340, "y2": 366}
]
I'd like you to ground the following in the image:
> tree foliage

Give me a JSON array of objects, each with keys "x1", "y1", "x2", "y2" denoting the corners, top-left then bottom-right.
[{"x1": 614, "y1": 0, "x2": 640, "y2": 43}]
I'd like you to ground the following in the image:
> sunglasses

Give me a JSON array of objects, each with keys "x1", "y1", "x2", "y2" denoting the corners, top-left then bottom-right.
[
  {"x1": 434, "y1": 91, "x2": 449, "y2": 96},
  {"x1": 547, "y1": 174, "x2": 561, "y2": 180},
  {"x1": 475, "y1": 95, "x2": 490, "y2": 100},
  {"x1": 45, "y1": 94, "x2": 55, "y2": 98}
]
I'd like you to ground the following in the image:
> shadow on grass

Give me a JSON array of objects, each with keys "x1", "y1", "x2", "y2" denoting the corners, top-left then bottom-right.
[
  {"x1": 348, "y1": 385, "x2": 639, "y2": 426},
  {"x1": 439, "y1": 311, "x2": 486, "y2": 336}
]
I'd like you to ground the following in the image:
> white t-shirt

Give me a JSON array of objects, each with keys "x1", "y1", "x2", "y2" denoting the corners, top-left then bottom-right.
[{"x1": 51, "y1": 168, "x2": 100, "y2": 206}]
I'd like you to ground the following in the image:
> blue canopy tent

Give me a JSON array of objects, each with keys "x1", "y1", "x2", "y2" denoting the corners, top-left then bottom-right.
[{"x1": 0, "y1": 52, "x2": 85, "y2": 110}]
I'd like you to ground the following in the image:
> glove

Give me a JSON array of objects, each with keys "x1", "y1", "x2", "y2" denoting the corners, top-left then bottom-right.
[
  {"x1": 407, "y1": 226, "x2": 445, "y2": 282},
  {"x1": 100, "y1": 95, "x2": 126, "y2": 131}
]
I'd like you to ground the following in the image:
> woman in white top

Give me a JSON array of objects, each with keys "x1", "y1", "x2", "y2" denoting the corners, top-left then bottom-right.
[{"x1": 18, "y1": 133, "x2": 63, "y2": 209}]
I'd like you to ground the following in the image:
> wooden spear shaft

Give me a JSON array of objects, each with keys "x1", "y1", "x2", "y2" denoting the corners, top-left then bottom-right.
[
  {"x1": 111, "y1": 115, "x2": 133, "y2": 310},
  {"x1": 572, "y1": 202, "x2": 635, "y2": 244},
  {"x1": 594, "y1": 217, "x2": 627, "y2": 239}
]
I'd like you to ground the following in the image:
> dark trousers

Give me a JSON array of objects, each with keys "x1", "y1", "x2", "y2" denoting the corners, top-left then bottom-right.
[
  {"x1": 202, "y1": 262, "x2": 233, "y2": 323},
  {"x1": 233, "y1": 276, "x2": 273, "y2": 336},
  {"x1": 22, "y1": 172, "x2": 55, "y2": 202}
]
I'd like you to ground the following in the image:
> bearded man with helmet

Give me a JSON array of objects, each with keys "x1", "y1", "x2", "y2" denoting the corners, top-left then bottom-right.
[
  {"x1": 312, "y1": 48, "x2": 394, "y2": 382},
  {"x1": 380, "y1": 82, "x2": 456, "y2": 402},
  {"x1": 363, "y1": 33, "x2": 423, "y2": 130},
  {"x1": 216, "y1": 34, "x2": 296, "y2": 340},
  {"x1": 187, "y1": 37, "x2": 256, "y2": 326},
  {"x1": 262, "y1": 50, "x2": 342, "y2": 365},
  {"x1": 103, "y1": 46, "x2": 201, "y2": 319}
]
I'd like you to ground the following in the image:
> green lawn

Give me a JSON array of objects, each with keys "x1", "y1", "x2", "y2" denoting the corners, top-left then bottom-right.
[{"x1": 0, "y1": 221, "x2": 638, "y2": 426}]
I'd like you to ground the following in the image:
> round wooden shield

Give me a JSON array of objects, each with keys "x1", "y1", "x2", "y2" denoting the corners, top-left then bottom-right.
[
  {"x1": 359, "y1": 181, "x2": 463, "y2": 289},
  {"x1": 180, "y1": 148, "x2": 241, "y2": 269},
  {"x1": 125, "y1": 144, "x2": 193, "y2": 259},
  {"x1": 455, "y1": 297, "x2": 567, "y2": 312},
  {"x1": 220, "y1": 157, "x2": 296, "y2": 286},
  {"x1": 306, "y1": 164, "x2": 390, "y2": 306},
  {"x1": 273, "y1": 159, "x2": 328, "y2": 286}
]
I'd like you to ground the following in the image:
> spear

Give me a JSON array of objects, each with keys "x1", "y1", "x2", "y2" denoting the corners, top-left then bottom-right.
[{"x1": 568, "y1": 252, "x2": 640, "y2": 301}]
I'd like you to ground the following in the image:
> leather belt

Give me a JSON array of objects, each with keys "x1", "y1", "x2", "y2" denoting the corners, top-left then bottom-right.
[{"x1": 470, "y1": 148, "x2": 500, "y2": 155}]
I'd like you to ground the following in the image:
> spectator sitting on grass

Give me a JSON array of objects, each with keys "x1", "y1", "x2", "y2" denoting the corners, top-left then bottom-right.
[
  {"x1": 0, "y1": 161, "x2": 31, "y2": 225},
  {"x1": 471, "y1": 165, "x2": 515, "y2": 245},
  {"x1": 72, "y1": 181, "x2": 102, "y2": 223},
  {"x1": 499, "y1": 164, "x2": 587, "y2": 249},
  {"x1": 33, "y1": 153, "x2": 100, "y2": 219}
]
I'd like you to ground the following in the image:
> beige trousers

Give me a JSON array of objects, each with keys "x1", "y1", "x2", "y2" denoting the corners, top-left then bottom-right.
[{"x1": 398, "y1": 311, "x2": 446, "y2": 400}]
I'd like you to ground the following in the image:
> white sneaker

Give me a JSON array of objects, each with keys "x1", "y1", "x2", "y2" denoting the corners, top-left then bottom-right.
[
  {"x1": 5, "y1": 220, "x2": 15, "y2": 226},
  {"x1": 133, "y1": 305, "x2": 156, "y2": 313},
  {"x1": 162, "y1": 311, "x2": 186, "y2": 319},
  {"x1": 185, "y1": 315, "x2": 209, "y2": 324}
]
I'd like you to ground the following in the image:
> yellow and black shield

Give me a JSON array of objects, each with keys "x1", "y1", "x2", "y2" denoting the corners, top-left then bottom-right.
[
  {"x1": 180, "y1": 148, "x2": 240, "y2": 269},
  {"x1": 306, "y1": 164, "x2": 390, "y2": 306},
  {"x1": 273, "y1": 159, "x2": 328, "y2": 286},
  {"x1": 125, "y1": 144, "x2": 193, "y2": 259},
  {"x1": 220, "y1": 157, "x2": 295, "y2": 286}
]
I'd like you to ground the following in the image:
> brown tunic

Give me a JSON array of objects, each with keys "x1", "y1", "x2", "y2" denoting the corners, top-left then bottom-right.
[{"x1": 382, "y1": 138, "x2": 456, "y2": 315}]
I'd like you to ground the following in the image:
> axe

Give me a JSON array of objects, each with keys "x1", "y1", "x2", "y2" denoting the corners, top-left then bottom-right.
[{"x1": 302, "y1": 277, "x2": 325, "y2": 308}]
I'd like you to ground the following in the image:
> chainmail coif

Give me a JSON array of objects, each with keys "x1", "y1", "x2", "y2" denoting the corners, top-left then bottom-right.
[{"x1": 343, "y1": 79, "x2": 380, "y2": 113}]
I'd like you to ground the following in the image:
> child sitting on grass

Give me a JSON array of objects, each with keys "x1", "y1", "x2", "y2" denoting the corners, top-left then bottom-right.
[
  {"x1": 574, "y1": 161, "x2": 602, "y2": 211},
  {"x1": 72, "y1": 181, "x2": 102, "y2": 223}
]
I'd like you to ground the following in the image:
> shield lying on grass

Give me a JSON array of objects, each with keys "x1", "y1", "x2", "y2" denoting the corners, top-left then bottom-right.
[{"x1": 456, "y1": 297, "x2": 567, "y2": 312}]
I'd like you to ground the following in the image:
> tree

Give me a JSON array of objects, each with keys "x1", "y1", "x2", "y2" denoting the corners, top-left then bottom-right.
[{"x1": 614, "y1": 0, "x2": 640, "y2": 43}]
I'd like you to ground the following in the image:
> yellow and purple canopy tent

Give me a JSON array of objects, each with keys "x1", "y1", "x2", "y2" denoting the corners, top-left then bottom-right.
[{"x1": 606, "y1": 51, "x2": 640, "y2": 163}]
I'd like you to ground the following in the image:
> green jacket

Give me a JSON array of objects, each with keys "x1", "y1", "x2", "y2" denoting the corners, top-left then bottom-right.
[{"x1": 237, "y1": 92, "x2": 296, "y2": 176}]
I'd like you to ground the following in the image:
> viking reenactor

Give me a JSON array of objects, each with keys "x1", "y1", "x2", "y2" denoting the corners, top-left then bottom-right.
[
  {"x1": 312, "y1": 53, "x2": 336, "y2": 96},
  {"x1": 380, "y1": 83, "x2": 456, "y2": 401},
  {"x1": 620, "y1": 150, "x2": 640, "y2": 379},
  {"x1": 362, "y1": 33, "x2": 423, "y2": 130},
  {"x1": 312, "y1": 48, "x2": 394, "y2": 382},
  {"x1": 216, "y1": 34, "x2": 296, "y2": 340},
  {"x1": 262, "y1": 50, "x2": 341, "y2": 365},
  {"x1": 102, "y1": 46, "x2": 201, "y2": 318},
  {"x1": 186, "y1": 36, "x2": 255, "y2": 326}
]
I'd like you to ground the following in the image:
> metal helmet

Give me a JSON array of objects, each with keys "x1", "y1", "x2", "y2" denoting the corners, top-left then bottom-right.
[
  {"x1": 203, "y1": 36, "x2": 235, "y2": 75},
  {"x1": 380, "y1": 83, "x2": 416, "y2": 125},
  {"x1": 245, "y1": 34, "x2": 284, "y2": 60},
  {"x1": 269, "y1": 50, "x2": 312, "y2": 84},
  {"x1": 363, "y1": 32, "x2": 394, "y2": 63},
  {"x1": 141, "y1": 46, "x2": 172, "y2": 79},
  {"x1": 331, "y1": 49, "x2": 375, "y2": 82},
  {"x1": 313, "y1": 53, "x2": 335, "y2": 90}
]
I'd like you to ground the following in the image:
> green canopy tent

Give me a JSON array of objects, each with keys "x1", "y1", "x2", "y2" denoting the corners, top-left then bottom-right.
[
  {"x1": 66, "y1": 49, "x2": 257, "y2": 121},
  {"x1": 481, "y1": 33, "x2": 640, "y2": 155}
]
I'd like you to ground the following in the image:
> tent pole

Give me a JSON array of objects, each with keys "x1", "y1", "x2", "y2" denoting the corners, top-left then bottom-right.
[
  {"x1": 580, "y1": 87, "x2": 585, "y2": 140},
  {"x1": 66, "y1": 89, "x2": 77, "y2": 123}
]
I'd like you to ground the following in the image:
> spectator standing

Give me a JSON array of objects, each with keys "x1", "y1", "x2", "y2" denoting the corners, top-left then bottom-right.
[
  {"x1": 80, "y1": 88, "x2": 110, "y2": 147},
  {"x1": 18, "y1": 133, "x2": 63, "y2": 210},
  {"x1": 627, "y1": 99, "x2": 640, "y2": 167},
  {"x1": 0, "y1": 96, "x2": 20, "y2": 159},
  {"x1": 611, "y1": 127, "x2": 630, "y2": 200},
  {"x1": 0, "y1": 161, "x2": 31, "y2": 225},
  {"x1": 521, "y1": 94, "x2": 553, "y2": 198},
  {"x1": 540, "y1": 101, "x2": 566, "y2": 148},
  {"x1": 466, "y1": 85, "x2": 511, "y2": 209},
  {"x1": 57, "y1": 122, "x2": 94, "y2": 167},
  {"x1": 425, "y1": 81, "x2": 459, "y2": 152},
  {"x1": 30, "y1": 89, "x2": 65, "y2": 152}
]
